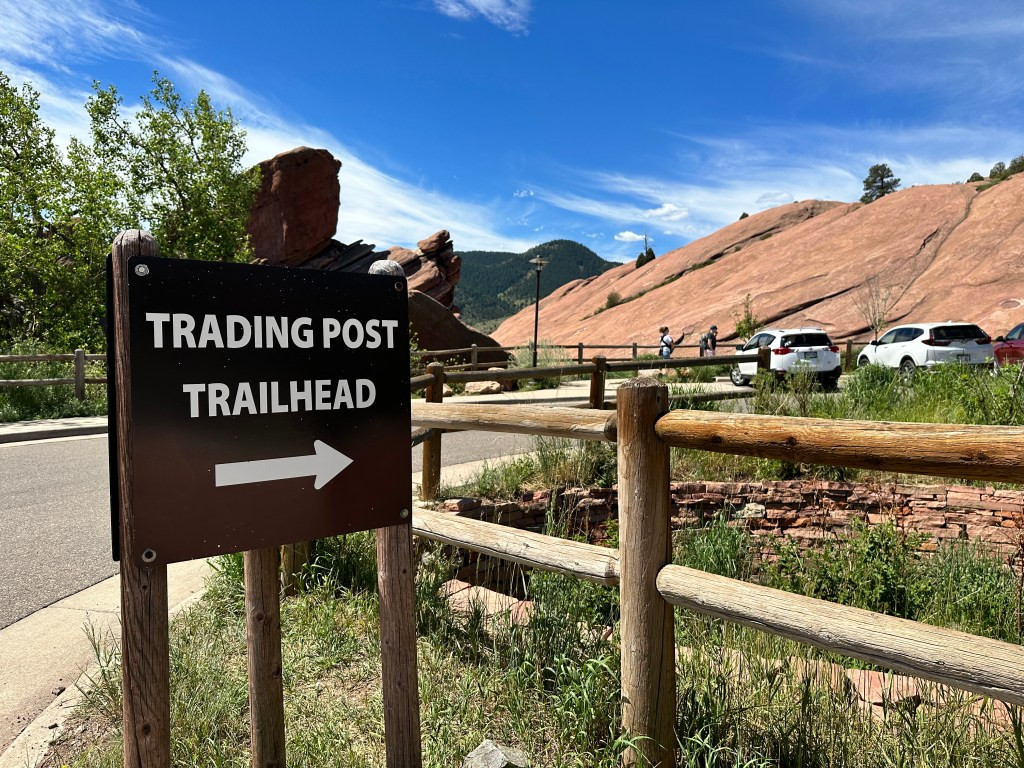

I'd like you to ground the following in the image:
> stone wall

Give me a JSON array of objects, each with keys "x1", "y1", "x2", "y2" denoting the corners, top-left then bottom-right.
[{"x1": 437, "y1": 481, "x2": 1024, "y2": 592}]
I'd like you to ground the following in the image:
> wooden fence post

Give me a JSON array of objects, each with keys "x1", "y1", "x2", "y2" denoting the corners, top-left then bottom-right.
[
  {"x1": 421, "y1": 362, "x2": 444, "y2": 500},
  {"x1": 377, "y1": 520, "x2": 423, "y2": 767},
  {"x1": 589, "y1": 355, "x2": 607, "y2": 410},
  {"x1": 578, "y1": 342, "x2": 584, "y2": 366},
  {"x1": 845, "y1": 339, "x2": 854, "y2": 372},
  {"x1": 111, "y1": 230, "x2": 171, "y2": 768},
  {"x1": 281, "y1": 541, "x2": 312, "y2": 596},
  {"x1": 757, "y1": 345, "x2": 771, "y2": 374},
  {"x1": 632, "y1": 342, "x2": 638, "y2": 359},
  {"x1": 74, "y1": 348, "x2": 86, "y2": 401},
  {"x1": 617, "y1": 378, "x2": 675, "y2": 767},
  {"x1": 245, "y1": 547, "x2": 286, "y2": 767},
  {"x1": 470, "y1": 343, "x2": 479, "y2": 371}
]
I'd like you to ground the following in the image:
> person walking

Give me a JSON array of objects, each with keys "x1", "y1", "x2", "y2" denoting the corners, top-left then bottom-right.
[
  {"x1": 659, "y1": 326, "x2": 674, "y2": 359},
  {"x1": 699, "y1": 325, "x2": 719, "y2": 357}
]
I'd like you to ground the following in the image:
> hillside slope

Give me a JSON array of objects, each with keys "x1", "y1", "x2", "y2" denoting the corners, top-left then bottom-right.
[
  {"x1": 457, "y1": 240, "x2": 616, "y2": 330},
  {"x1": 493, "y1": 177, "x2": 1024, "y2": 347}
]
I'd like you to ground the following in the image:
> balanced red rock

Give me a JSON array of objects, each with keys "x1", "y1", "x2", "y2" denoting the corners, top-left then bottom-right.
[
  {"x1": 245, "y1": 146, "x2": 504, "y2": 362},
  {"x1": 247, "y1": 147, "x2": 341, "y2": 266}
]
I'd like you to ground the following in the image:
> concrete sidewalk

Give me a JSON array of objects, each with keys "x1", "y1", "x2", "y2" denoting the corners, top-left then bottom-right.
[{"x1": 0, "y1": 560, "x2": 210, "y2": 764}]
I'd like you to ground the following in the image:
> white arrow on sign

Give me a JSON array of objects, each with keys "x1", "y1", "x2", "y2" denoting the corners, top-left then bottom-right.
[{"x1": 214, "y1": 440, "x2": 353, "y2": 490}]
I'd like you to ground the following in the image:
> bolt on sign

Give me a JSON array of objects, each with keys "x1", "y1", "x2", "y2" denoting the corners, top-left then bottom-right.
[{"x1": 108, "y1": 255, "x2": 411, "y2": 565}]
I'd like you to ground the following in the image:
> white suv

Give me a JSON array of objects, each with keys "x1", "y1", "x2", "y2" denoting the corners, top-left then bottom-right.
[
  {"x1": 730, "y1": 327, "x2": 842, "y2": 388},
  {"x1": 857, "y1": 322, "x2": 993, "y2": 374}
]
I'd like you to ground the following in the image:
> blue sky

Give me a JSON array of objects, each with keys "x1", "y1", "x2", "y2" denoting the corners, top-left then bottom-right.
[{"x1": 3, "y1": 0, "x2": 1023, "y2": 261}]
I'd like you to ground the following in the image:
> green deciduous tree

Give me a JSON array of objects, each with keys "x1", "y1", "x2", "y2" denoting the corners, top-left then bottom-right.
[
  {"x1": 86, "y1": 74, "x2": 259, "y2": 263},
  {"x1": 0, "y1": 73, "x2": 114, "y2": 349},
  {"x1": 968, "y1": 172, "x2": 984, "y2": 183},
  {"x1": 1008, "y1": 154, "x2": 1024, "y2": 175},
  {"x1": 0, "y1": 70, "x2": 259, "y2": 351},
  {"x1": 989, "y1": 161, "x2": 1006, "y2": 179},
  {"x1": 860, "y1": 163, "x2": 901, "y2": 204}
]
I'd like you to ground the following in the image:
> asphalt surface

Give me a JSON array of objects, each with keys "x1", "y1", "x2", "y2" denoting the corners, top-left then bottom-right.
[
  {"x1": 0, "y1": 436, "x2": 116, "y2": 629},
  {"x1": 0, "y1": 429, "x2": 537, "y2": 629}
]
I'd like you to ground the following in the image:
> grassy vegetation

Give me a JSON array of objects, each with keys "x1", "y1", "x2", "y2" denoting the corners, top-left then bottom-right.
[
  {"x1": 51, "y1": 506, "x2": 1024, "y2": 767},
  {"x1": 0, "y1": 341, "x2": 107, "y2": 422}
]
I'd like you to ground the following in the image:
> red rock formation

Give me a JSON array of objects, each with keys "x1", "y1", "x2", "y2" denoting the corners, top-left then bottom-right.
[
  {"x1": 247, "y1": 147, "x2": 341, "y2": 265},
  {"x1": 380, "y1": 231, "x2": 462, "y2": 310},
  {"x1": 245, "y1": 147, "x2": 503, "y2": 360},
  {"x1": 492, "y1": 178, "x2": 1024, "y2": 346}
]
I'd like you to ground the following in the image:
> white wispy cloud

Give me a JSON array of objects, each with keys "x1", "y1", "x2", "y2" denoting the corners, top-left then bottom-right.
[
  {"x1": 433, "y1": 0, "x2": 531, "y2": 33},
  {"x1": 614, "y1": 231, "x2": 648, "y2": 243},
  {"x1": 0, "y1": 0, "x2": 537, "y2": 252}
]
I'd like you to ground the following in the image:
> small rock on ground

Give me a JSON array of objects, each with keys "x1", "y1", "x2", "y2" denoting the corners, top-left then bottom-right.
[{"x1": 461, "y1": 739, "x2": 530, "y2": 768}]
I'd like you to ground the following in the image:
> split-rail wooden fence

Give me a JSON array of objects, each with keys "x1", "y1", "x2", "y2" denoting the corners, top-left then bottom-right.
[{"x1": 409, "y1": 374, "x2": 1024, "y2": 767}]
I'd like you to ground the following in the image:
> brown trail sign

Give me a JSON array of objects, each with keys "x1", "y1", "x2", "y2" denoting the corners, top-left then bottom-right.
[{"x1": 107, "y1": 230, "x2": 419, "y2": 767}]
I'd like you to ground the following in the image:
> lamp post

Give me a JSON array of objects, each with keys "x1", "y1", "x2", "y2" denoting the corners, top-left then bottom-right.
[{"x1": 529, "y1": 256, "x2": 548, "y2": 368}]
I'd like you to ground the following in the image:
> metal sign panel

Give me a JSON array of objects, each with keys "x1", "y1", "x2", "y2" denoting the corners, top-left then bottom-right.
[{"x1": 109, "y1": 254, "x2": 411, "y2": 565}]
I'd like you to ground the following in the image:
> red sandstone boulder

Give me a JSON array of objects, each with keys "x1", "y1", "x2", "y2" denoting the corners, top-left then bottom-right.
[
  {"x1": 247, "y1": 147, "x2": 341, "y2": 266},
  {"x1": 245, "y1": 147, "x2": 505, "y2": 363}
]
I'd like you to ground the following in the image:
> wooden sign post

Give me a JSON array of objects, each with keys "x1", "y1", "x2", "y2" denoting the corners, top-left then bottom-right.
[
  {"x1": 108, "y1": 230, "x2": 420, "y2": 766},
  {"x1": 110, "y1": 230, "x2": 172, "y2": 768}
]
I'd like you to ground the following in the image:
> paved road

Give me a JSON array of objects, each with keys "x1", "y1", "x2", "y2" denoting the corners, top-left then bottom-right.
[
  {"x1": 0, "y1": 429, "x2": 536, "y2": 629},
  {"x1": 0, "y1": 436, "x2": 116, "y2": 629}
]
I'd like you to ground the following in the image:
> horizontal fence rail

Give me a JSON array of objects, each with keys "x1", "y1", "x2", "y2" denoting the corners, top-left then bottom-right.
[
  {"x1": 656, "y1": 564, "x2": 1024, "y2": 706},
  {"x1": 413, "y1": 506, "x2": 619, "y2": 586},
  {"x1": 412, "y1": 402, "x2": 616, "y2": 442},
  {"x1": 0, "y1": 349, "x2": 107, "y2": 401},
  {"x1": 655, "y1": 411, "x2": 1024, "y2": 483},
  {"x1": 445, "y1": 363, "x2": 597, "y2": 384}
]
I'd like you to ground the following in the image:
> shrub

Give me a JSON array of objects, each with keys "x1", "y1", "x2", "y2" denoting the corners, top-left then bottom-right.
[
  {"x1": 604, "y1": 291, "x2": 622, "y2": 309},
  {"x1": 764, "y1": 519, "x2": 930, "y2": 618},
  {"x1": 968, "y1": 171, "x2": 984, "y2": 182}
]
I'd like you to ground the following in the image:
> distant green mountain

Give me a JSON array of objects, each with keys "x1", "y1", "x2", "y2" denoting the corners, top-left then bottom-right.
[{"x1": 457, "y1": 240, "x2": 616, "y2": 331}]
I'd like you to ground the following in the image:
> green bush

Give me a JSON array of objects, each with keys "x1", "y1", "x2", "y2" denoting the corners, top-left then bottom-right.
[{"x1": 764, "y1": 519, "x2": 930, "y2": 618}]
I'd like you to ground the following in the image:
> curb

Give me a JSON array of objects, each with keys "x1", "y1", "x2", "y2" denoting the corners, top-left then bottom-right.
[
  {"x1": 0, "y1": 425, "x2": 107, "y2": 445},
  {"x1": 0, "y1": 578, "x2": 209, "y2": 768}
]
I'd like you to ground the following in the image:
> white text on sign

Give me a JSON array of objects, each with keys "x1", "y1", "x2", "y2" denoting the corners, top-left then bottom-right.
[{"x1": 144, "y1": 313, "x2": 399, "y2": 350}]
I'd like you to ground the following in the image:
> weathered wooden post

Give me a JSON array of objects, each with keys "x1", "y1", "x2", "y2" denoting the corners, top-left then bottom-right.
[
  {"x1": 589, "y1": 355, "x2": 607, "y2": 410},
  {"x1": 74, "y1": 348, "x2": 86, "y2": 401},
  {"x1": 577, "y1": 342, "x2": 584, "y2": 366},
  {"x1": 757, "y1": 345, "x2": 771, "y2": 374},
  {"x1": 421, "y1": 362, "x2": 445, "y2": 500},
  {"x1": 110, "y1": 230, "x2": 171, "y2": 768},
  {"x1": 280, "y1": 541, "x2": 312, "y2": 596},
  {"x1": 617, "y1": 378, "x2": 675, "y2": 767},
  {"x1": 245, "y1": 547, "x2": 286, "y2": 767},
  {"x1": 632, "y1": 342, "x2": 638, "y2": 360},
  {"x1": 377, "y1": 518, "x2": 423, "y2": 767},
  {"x1": 845, "y1": 339, "x2": 854, "y2": 373},
  {"x1": 470, "y1": 343, "x2": 479, "y2": 371}
]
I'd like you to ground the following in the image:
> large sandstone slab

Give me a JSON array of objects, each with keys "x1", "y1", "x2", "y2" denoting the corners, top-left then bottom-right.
[{"x1": 493, "y1": 177, "x2": 1024, "y2": 346}]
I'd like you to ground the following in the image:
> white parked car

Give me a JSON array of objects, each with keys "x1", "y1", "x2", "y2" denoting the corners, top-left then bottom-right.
[
  {"x1": 730, "y1": 327, "x2": 842, "y2": 388},
  {"x1": 856, "y1": 322, "x2": 993, "y2": 374}
]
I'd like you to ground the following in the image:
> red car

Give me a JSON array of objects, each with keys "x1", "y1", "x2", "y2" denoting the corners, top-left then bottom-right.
[{"x1": 993, "y1": 323, "x2": 1024, "y2": 368}]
